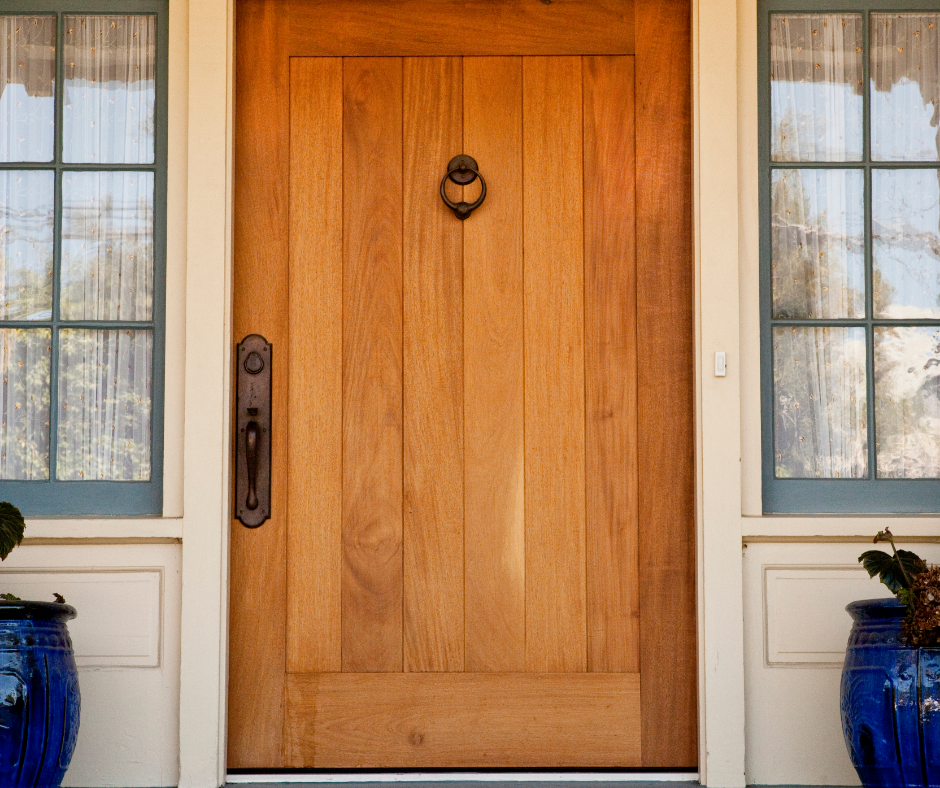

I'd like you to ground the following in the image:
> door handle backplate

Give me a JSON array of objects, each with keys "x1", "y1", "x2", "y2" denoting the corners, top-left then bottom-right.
[{"x1": 235, "y1": 334, "x2": 272, "y2": 527}]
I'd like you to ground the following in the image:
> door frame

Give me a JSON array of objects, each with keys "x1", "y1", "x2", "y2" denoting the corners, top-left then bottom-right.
[{"x1": 175, "y1": 0, "x2": 748, "y2": 785}]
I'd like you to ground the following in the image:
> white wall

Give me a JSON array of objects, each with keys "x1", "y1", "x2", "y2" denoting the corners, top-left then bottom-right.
[
  {"x1": 728, "y1": 0, "x2": 940, "y2": 783},
  {"x1": 0, "y1": 0, "x2": 192, "y2": 783}
]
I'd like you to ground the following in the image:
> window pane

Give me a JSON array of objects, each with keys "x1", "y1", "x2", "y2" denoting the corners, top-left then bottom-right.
[
  {"x1": 873, "y1": 169, "x2": 940, "y2": 319},
  {"x1": 774, "y1": 326, "x2": 868, "y2": 479},
  {"x1": 875, "y1": 326, "x2": 940, "y2": 478},
  {"x1": 57, "y1": 328, "x2": 151, "y2": 481},
  {"x1": 871, "y1": 13, "x2": 940, "y2": 162},
  {"x1": 772, "y1": 168, "x2": 865, "y2": 318},
  {"x1": 0, "y1": 16, "x2": 54, "y2": 162},
  {"x1": 61, "y1": 171, "x2": 153, "y2": 321},
  {"x1": 0, "y1": 328, "x2": 49, "y2": 480},
  {"x1": 63, "y1": 15, "x2": 156, "y2": 164},
  {"x1": 770, "y1": 14, "x2": 863, "y2": 162},
  {"x1": 0, "y1": 170, "x2": 53, "y2": 320}
]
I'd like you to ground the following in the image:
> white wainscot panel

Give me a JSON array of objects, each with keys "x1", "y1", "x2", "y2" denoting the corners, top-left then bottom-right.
[
  {"x1": 765, "y1": 566, "x2": 891, "y2": 666},
  {"x1": 0, "y1": 569, "x2": 162, "y2": 667}
]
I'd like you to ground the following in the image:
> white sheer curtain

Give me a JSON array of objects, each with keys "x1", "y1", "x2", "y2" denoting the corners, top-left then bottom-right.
[
  {"x1": 771, "y1": 168, "x2": 865, "y2": 320},
  {"x1": 60, "y1": 171, "x2": 154, "y2": 321},
  {"x1": 57, "y1": 328, "x2": 151, "y2": 481},
  {"x1": 0, "y1": 170, "x2": 54, "y2": 321},
  {"x1": 774, "y1": 326, "x2": 868, "y2": 479},
  {"x1": 770, "y1": 13, "x2": 863, "y2": 162},
  {"x1": 871, "y1": 13, "x2": 940, "y2": 162},
  {"x1": 63, "y1": 15, "x2": 156, "y2": 164},
  {"x1": 0, "y1": 328, "x2": 50, "y2": 480},
  {"x1": 770, "y1": 14, "x2": 869, "y2": 480},
  {"x1": 0, "y1": 16, "x2": 55, "y2": 163}
]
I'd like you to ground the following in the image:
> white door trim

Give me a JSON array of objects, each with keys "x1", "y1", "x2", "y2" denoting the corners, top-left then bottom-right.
[{"x1": 174, "y1": 0, "x2": 750, "y2": 784}]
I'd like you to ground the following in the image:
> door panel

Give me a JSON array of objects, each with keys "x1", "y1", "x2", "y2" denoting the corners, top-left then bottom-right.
[
  {"x1": 402, "y1": 56, "x2": 465, "y2": 674},
  {"x1": 583, "y1": 55, "x2": 640, "y2": 675},
  {"x1": 522, "y1": 55, "x2": 588, "y2": 674},
  {"x1": 340, "y1": 57, "x2": 405, "y2": 674},
  {"x1": 462, "y1": 56, "x2": 525, "y2": 674},
  {"x1": 286, "y1": 56, "x2": 343, "y2": 675},
  {"x1": 231, "y1": 0, "x2": 695, "y2": 769}
]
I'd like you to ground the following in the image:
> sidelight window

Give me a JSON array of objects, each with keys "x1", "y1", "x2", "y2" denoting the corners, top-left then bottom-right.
[
  {"x1": 760, "y1": 0, "x2": 940, "y2": 512},
  {"x1": 0, "y1": 2, "x2": 167, "y2": 515}
]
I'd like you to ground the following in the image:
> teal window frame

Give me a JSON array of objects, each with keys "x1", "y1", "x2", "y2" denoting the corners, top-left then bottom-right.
[
  {"x1": 760, "y1": 0, "x2": 940, "y2": 513},
  {"x1": 0, "y1": 0, "x2": 167, "y2": 515}
]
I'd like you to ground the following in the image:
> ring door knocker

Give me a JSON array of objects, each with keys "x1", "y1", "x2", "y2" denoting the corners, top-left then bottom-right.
[{"x1": 440, "y1": 155, "x2": 487, "y2": 220}]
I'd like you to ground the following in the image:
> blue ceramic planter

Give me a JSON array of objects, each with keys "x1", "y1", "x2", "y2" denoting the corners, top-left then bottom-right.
[
  {"x1": 0, "y1": 601, "x2": 80, "y2": 788},
  {"x1": 841, "y1": 598, "x2": 940, "y2": 788}
]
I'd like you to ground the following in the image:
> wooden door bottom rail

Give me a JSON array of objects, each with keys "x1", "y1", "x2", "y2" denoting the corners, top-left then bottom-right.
[{"x1": 286, "y1": 672, "x2": 642, "y2": 768}]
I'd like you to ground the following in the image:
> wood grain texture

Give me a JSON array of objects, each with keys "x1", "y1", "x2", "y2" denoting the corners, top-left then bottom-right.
[
  {"x1": 636, "y1": 0, "x2": 698, "y2": 767},
  {"x1": 402, "y1": 57, "x2": 464, "y2": 673},
  {"x1": 522, "y1": 56, "x2": 587, "y2": 674},
  {"x1": 287, "y1": 58, "x2": 343, "y2": 674},
  {"x1": 228, "y1": 0, "x2": 288, "y2": 767},
  {"x1": 286, "y1": 673, "x2": 641, "y2": 767},
  {"x1": 462, "y1": 57, "x2": 526, "y2": 673},
  {"x1": 342, "y1": 57, "x2": 404, "y2": 673},
  {"x1": 288, "y1": 0, "x2": 634, "y2": 56},
  {"x1": 583, "y1": 56, "x2": 640, "y2": 674}
]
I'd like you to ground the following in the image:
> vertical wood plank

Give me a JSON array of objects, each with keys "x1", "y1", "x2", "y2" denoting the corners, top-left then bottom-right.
[
  {"x1": 462, "y1": 57, "x2": 526, "y2": 673},
  {"x1": 229, "y1": 0, "x2": 288, "y2": 766},
  {"x1": 636, "y1": 0, "x2": 698, "y2": 766},
  {"x1": 287, "y1": 58, "x2": 343, "y2": 674},
  {"x1": 522, "y1": 56, "x2": 587, "y2": 674},
  {"x1": 583, "y1": 56, "x2": 640, "y2": 674},
  {"x1": 342, "y1": 57, "x2": 404, "y2": 673},
  {"x1": 402, "y1": 57, "x2": 464, "y2": 673}
]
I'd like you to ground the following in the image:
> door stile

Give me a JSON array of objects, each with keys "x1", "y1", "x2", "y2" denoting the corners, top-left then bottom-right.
[
  {"x1": 230, "y1": 0, "x2": 290, "y2": 767},
  {"x1": 635, "y1": 0, "x2": 697, "y2": 768}
]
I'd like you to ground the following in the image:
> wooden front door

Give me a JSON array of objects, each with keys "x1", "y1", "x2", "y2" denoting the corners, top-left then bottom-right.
[{"x1": 230, "y1": 0, "x2": 695, "y2": 770}]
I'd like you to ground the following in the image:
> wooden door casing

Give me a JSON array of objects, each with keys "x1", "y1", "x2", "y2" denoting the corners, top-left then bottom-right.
[{"x1": 231, "y1": 0, "x2": 695, "y2": 769}]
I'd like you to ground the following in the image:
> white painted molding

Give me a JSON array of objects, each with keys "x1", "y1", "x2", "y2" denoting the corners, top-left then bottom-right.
[
  {"x1": 695, "y1": 0, "x2": 748, "y2": 783},
  {"x1": 178, "y1": 0, "x2": 233, "y2": 780},
  {"x1": 23, "y1": 518, "x2": 184, "y2": 540}
]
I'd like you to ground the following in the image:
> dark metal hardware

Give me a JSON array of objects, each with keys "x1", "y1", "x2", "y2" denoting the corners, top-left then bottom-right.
[
  {"x1": 440, "y1": 155, "x2": 486, "y2": 220},
  {"x1": 245, "y1": 421, "x2": 260, "y2": 510},
  {"x1": 235, "y1": 334, "x2": 271, "y2": 527}
]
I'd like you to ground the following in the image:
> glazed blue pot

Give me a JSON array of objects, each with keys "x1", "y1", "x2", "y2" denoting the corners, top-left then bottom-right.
[
  {"x1": 841, "y1": 598, "x2": 940, "y2": 788},
  {"x1": 0, "y1": 601, "x2": 80, "y2": 788}
]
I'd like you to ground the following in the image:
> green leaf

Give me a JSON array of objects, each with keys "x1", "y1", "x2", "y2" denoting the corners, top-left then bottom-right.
[
  {"x1": 0, "y1": 593, "x2": 20, "y2": 601},
  {"x1": 52, "y1": 593, "x2": 65, "y2": 604},
  {"x1": 0, "y1": 502, "x2": 24, "y2": 561},
  {"x1": 859, "y1": 548, "x2": 925, "y2": 594}
]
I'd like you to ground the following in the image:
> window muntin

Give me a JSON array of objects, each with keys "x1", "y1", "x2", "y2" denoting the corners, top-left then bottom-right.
[
  {"x1": 761, "y1": 1, "x2": 940, "y2": 512},
  {"x1": 0, "y1": 2, "x2": 165, "y2": 515}
]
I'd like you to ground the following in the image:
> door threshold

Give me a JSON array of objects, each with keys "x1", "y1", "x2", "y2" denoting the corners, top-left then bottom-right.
[{"x1": 227, "y1": 773, "x2": 700, "y2": 784}]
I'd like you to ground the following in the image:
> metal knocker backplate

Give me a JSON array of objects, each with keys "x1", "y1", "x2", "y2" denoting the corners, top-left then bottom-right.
[{"x1": 440, "y1": 155, "x2": 486, "y2": 220}]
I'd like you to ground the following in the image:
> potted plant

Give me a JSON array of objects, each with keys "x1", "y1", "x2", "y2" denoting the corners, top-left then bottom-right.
[
  {"x1": 841, "y1": 527, "x2": 940, "y2": 788},
  {"x1": 0, "y1": 503, "x2": 80, "y2": 788}
]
